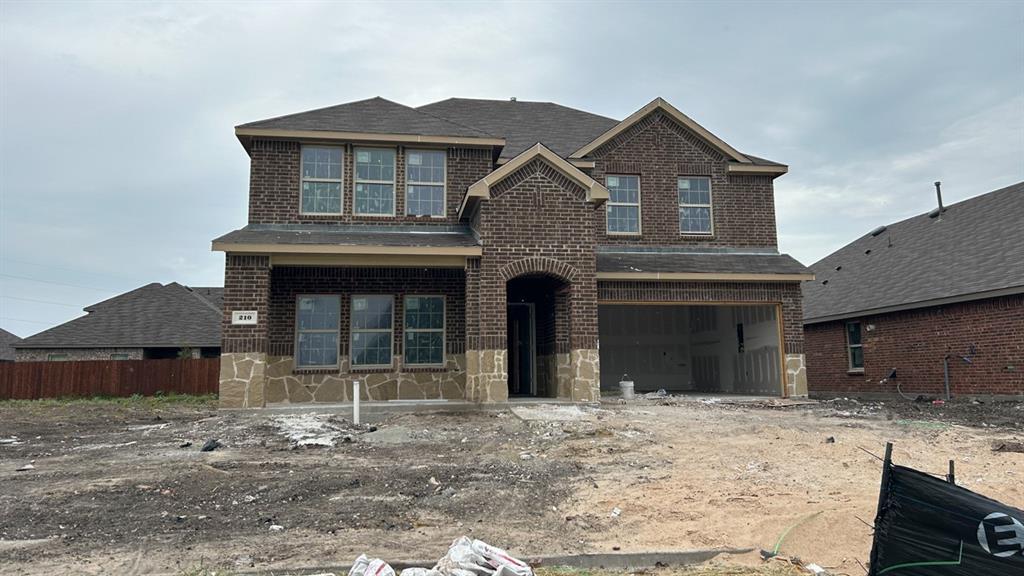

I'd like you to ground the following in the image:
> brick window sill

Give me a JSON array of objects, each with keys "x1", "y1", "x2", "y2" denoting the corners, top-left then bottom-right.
[{"x1": 847, "y1": 369, "x2": 865, "y2": 375}]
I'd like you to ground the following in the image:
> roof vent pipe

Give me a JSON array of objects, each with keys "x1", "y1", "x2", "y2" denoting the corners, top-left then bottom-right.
[
  {"x1": 510, "y1": 97, "x2": 517, "y2": 102},
  {"x1": 934, "y1": 181, "x2": 944, "y2": 218}
]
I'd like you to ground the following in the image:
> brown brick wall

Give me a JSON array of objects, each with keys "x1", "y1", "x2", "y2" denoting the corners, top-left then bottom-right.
[
  {"x1": 472, "y1": 158, "x2": 600, "y2": 351},
  {"x1": 587, "y1": 110, "x2": 778, "y2": 248},
  {"x1": 222, "y1": 255, "x2": 270, "y2": 353},
  {"x1": 598, "y1": 280, "x2": 804, "y2": 354},
  {"x1": 805, "y1": 294, "x2": 1024, "y2": 397},
  {"x1": 246, "y1": 139, "x2": 491, "y2": 225},
  {"x1": 267, "y1": 266, "x2": 466, "y2": 361}
]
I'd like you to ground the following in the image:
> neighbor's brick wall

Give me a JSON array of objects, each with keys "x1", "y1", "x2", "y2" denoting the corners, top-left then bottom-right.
[
  {"x1": 598, "y1": 280, "x2": 805, "y2": 354},
  {"x1": 15, "y1": 348, "x2": 144, "y2": 362},
  {"x1": 247, "y1": 139, "x2": 492, "y2": 225},
  {"x1": 221, "y1": 255, "x2": 270, "y2": 354},
  {"x1": 472, "y1": 158, "x2": 600, "y2": 351},
  {"x1": 805, "y1": 294, "x2": 1024, "y2": 397},
  {"x1": 267, "y1": 266, "x2": 466, "y2": 363},
  {"x1": 587, "y1": 110, "x2": 778, "y2": 248}
]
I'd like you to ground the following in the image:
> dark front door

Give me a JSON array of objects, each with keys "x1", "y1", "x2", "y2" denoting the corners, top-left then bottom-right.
[{"x1": 507, "y1": 303, "x2": 535, "y2": 396}]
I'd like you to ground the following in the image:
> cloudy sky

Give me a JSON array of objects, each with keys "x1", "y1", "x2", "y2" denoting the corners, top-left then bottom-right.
[{"x1": 1, "y1": 1, "x2": 1022, "y2": 337}]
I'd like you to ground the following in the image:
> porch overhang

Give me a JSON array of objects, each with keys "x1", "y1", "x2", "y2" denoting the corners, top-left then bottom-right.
[
  {"x1": 459, "y1": 143, "x2": 610, "y2": 219},
  {"x1": 596, "y1": 249, "x2": 814, "y2": 282},
  {"x1": 211, "y1": 224, "x2": 482, "y2": 263}
]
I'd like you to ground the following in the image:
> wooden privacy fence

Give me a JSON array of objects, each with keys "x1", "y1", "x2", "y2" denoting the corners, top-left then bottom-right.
[{"x1": 0, "y1": 358, "x2": 219, "y2": 400}]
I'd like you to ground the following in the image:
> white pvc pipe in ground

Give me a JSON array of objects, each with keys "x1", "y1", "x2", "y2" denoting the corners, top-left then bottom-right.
[{"x1": 353, "y1": 380, "x2": 361, "y2": 425}]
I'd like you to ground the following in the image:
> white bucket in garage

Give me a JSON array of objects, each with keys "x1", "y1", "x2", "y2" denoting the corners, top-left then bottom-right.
[{"x1": 619, "y1": 378, "x2": 635, "y2": 400}]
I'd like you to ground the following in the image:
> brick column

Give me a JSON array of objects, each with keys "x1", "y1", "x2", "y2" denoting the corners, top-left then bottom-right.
[
  {"x1": 464, "y1": 257, "x2": 508, "y2": 403},
  {"x1": 219, "y1": 254, "x2": 270, "y2": 408}
]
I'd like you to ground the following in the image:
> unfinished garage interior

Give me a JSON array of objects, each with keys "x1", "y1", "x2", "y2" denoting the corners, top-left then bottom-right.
[{"x1": 598, "y1": 304, "x2": 784, "y2": 395}]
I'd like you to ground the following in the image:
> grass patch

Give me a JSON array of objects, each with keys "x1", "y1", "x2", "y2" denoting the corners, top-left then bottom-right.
[
  {"x1": 0, "y1": 393, "x2": 218, "y2": 410},
  {"x1": 537, "y1": 564, "x2": 803, "y2": 576}
]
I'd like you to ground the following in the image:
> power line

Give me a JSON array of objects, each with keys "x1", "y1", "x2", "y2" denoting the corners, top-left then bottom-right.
[
  {"x1": 0, "y1": 257, "x2": 148, "y2": 284},
  {"x1": 0, "y1": 273, "x2": 118, "y2": 293},
  {"x1": 1, "y1": 295, "x2": 83, "y2": 308}
]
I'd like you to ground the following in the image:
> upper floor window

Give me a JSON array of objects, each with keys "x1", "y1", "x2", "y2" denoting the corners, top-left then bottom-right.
[
  {"x1": 678, "y1": 177, "x2": 713, "y2": 235},
  {"x1": 354, "y1": 148, "x2": 396, "y2": 216},
  {"x1": 406, "y1": 150, "x2": 446, "y2": 217},
  {"x1": 296, "y1": 295, "x2": 340, "y2": 368},
  {"x1": 300, "y1": 146, "x2": 343, "y2": 214},
  {"x1": 846, "y1": 321, "x2": 864, "y2": 371},
  {"x1": 404, "y1": 296, "x2": 445, "y2": 366},
  {"x1": 351, "y1": 295, "x2": 394, "y2": 367},
  {"x1": 605, "y1": 175, "x2": 640, "y2": 235}
]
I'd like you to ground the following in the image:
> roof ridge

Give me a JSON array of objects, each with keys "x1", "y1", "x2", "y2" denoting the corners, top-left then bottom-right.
[
  {"x1": 411, "y1": 104, "x2": 498, "y2": 138},
  {"x1": 236, "y1": 96, "x2": 386, "y2": 128},
  {"x1": 180, "y1": 284, "x2": 222, "y2": 315}
]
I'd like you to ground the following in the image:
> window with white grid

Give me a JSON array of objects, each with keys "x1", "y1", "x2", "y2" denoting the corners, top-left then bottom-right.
[
  {"x1": 406, "y1": 150, "x2": 446, "y2": 217},
  {"x1": 300, "y1": 146, "x2": 343, "y2": 214},
  {"x1": 351, "y1": 295, "x2": 394, "y2": 367},
  {"x1": 678, "y1": 176, "x2": 713, "y2": 234},
  {"x1": 404, "y1": 296, "x2": 445, "y2": 366},
  {"x1": 295, "y1": 295, "x2": 340, "y2": 368},
  {"x1": 354, "y1": 148, "x2": 396, "y2": 216},
  {"x1": 605, "y1": 175, "x2": 640, "y2": 234}
]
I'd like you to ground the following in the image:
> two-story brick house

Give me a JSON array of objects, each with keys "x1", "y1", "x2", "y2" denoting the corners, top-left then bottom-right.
[{"x1": 213, "y1": 96, "x2": 812, "y2": 408}]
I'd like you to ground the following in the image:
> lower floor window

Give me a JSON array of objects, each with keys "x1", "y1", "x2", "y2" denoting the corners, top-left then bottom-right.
[
  {"x1": 296, "y1": 295, "x2": 340, "y2": 368},
  {"x1": 110, "y1": 353, "x2": 130, "y2": 360},
  {"x1": 404, "y1": 296, "x2": 445, "y2": 365},
  {"x1": 351, "y1": 295, "x2": 394, "y2": 367}
]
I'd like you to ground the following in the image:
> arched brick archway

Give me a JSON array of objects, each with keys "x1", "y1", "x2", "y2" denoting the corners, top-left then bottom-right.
[{"x1": 498, "y1": 257, "x2": 579, "y2": 284}]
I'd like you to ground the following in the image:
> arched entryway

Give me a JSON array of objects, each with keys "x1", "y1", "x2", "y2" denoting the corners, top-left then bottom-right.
[{"x1": 506, "y1": 274, "x2": 571, "y2": 397}]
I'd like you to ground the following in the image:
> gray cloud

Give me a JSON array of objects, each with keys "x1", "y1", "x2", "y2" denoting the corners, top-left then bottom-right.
[{"x1": 2, "y1": 1, "x2": 1021, "y2": 337}]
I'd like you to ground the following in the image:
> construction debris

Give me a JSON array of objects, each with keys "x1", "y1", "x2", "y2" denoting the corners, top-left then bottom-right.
[
  {"x1": 349, "y1": 554, "x2": 396, "y2": 576},
  {"x1": 200, "y1": 439, "x2": 222, "y2": 452}
]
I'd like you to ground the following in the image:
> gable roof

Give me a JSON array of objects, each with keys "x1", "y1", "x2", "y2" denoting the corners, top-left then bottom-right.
[
  {"x1": 0, "y1": 328, "x2": 21, "y2": 361},
  {"x1": 15, "y1": 283, "x2": 223, "y2": 349},
  {"x1": 236, "y1": 97, "x2": 504, "y2": 146},
  {"x1": 570, "y1": 97, "x2": 752, "y2": 164},
  {"x1": 460, "y1": 143, "x2": 610, "y2": 218},
  {"x1": 803, "y1": 182, "x2": 1024, "y2": 323},
  {"x1": 417, "y1": 98, "x2": 619, "y2": 160}
]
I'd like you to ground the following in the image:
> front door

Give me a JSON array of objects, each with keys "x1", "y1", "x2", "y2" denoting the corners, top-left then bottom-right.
[{"x1": 507, "y1": 303, "x2": 536, "y2": 396}]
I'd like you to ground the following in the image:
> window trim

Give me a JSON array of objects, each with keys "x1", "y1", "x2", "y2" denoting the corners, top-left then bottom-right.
[
  {"x1": 353, "y1": 146, "x2": 397, "y2": 217},
  {"x1": 846, "y1": 320, "x2": 864, "y2": 372},
  {"x1": 405, "y1": 149, "x2": 447, "y2": 218},
  {"x1": 350, "y1": 294, "x2": 395, "y2": 369},
  {"x1": 47, "y1": 353, "x2": 68, "y2": 361},
  {"x1": 293, "y1": 294, "x2": 341, "y2": 370},
  {"x1": 678, "y1": 176, "x2": 714, "y2": 236},
  {"x1": 298, "y1": 145, "x2": 344, "y2": 216},
  {"x1": 403, "y1": 295, "x2": 446, "y2": 367},
  {"x1": 605, "y1": 174, "x2": 642, "y2": 236}
]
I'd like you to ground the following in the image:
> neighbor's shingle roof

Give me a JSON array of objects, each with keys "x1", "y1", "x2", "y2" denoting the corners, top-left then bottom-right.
[
  {"x1": 15, "y1": 283, "x2": 222, "y2": 349},
  {"x1": 597, "y1": 251, "x2": 810, "y2": 275},
  {"x1": 417, "y1": 98, "x2": 620, "y2": 160},
  {"x1": 0, "y1": 328, "x2": 21, "y2": 361},
  {"x1": 803, "y1": 182, "x2": 1024, "y2": 323},
  {"x1": 213, "y1": 224, "x2": 480, "y2": 248},
  {"x1": 238, "y1": 97, "x2": 495, "y2": 139}
]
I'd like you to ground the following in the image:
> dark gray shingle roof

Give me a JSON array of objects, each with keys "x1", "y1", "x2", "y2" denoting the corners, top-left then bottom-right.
[
  {"x1": 15, "y1": 283, "x2": 222, "y2": 349},
  {"x1": 803, "y1": 182, "x2": 1024, "y2": 322},
  {"x1": 597, "y1": 251, "x2": 810, "y2": 275},
  {"x1": 418, "y1": 98, "x2": 619, "y2": 160},
  {"x1": 214, "y1": 224, "x2": 479, "y2": 248},
  {"x1": 238, "y1": 97, "x2": 494, "y2": 139},
  {"x1": 0, "y1": 328, "x2": 21, "y2": 361}
]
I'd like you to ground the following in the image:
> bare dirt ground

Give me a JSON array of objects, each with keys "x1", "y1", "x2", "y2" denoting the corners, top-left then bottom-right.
[{"x1": 1, "y1": 395, "x2": 1021, "y2": 576}]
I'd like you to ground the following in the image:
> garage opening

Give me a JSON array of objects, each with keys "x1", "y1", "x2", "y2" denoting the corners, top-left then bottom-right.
[{"x1": 598, "y1": 304, "x2": 783, "y2": 396}]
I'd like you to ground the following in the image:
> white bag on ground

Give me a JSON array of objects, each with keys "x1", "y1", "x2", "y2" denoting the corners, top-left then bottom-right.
[
  {"x1": 435, "y1": 536, "x2": 493, "y2": 576},
  {"x1": 349, "y1": 554, "x2": 397, "y2": 576},
  {"x1": 401, "y1": 568, "x2": 442, "y2": 576},
  {"x1": 470, "y1": 539, "x2": 533, "y2": 576}
]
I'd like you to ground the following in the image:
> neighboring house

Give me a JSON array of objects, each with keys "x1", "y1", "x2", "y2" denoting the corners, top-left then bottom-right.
[
  {"x1": 803, "y1": 182, "x2": 1024, "y2": 399},
  {"x1": 0, "y1": 328, "x2": 21, "y2": 362},
  {"x1": 14, "y1": 283, "x2": 223, "y2": 361},
  {"x1": 214, "y1": 96, "x2": 812, "y2": 408}
]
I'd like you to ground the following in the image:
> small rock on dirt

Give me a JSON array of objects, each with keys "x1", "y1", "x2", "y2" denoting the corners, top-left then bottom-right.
[
  {"x1": 992, "y1": 441, "x2": 1024, "y2": 453},
  {"x1": 200, "y1": 439, "x2": 222, "y2": 452},
  {"x1": 269, "y1": 524, "x2": 284, "y2": 531},
  {"x1": 825, "y1": 436, "x2": 835, "y2": 443},
  {"x1": 16, "y1": 464, "x2": 34, "y2": 472}
]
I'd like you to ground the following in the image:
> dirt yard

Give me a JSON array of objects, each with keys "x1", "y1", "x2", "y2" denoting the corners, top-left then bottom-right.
[{"x1": 1, "y1": 395, "x2": 1021, "y2": 576}]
